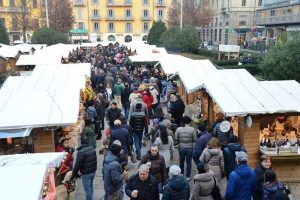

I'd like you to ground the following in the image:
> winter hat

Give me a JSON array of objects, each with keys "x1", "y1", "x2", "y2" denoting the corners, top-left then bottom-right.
[
  {"x1": 113, "y1": 140, "x2": 121, "y2": 146},
  {"x1": 153, "y1": 118, "x2": 160, "y2": 126},
  {"x1": 197, "y1": 162, "x2": 209, "y2": 174},
  {"x1": 235, "y1": 151, "x2": 248, "y2": 162},
  {"x1": 110, "y1": 143, "x2": 122, "y2": 156},
  {"x1": 197, "y1": 124, "x2": 206, "y2": 132},
  {"x1": 81, "y1": 136, "x2": 89, "y2": 145},
  {"x1": 182, "y1": 116, "x2": 191, "y2": 124},
  {"x1": 169, "y1": 165, "x2": 181, "y2": 176}
]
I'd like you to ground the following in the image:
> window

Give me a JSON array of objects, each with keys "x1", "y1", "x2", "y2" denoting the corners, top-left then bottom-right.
[
  {"x1": 78, "y1": 22, "x2": 84, "y2": 29},
  {"x1": 0, "y1": 0, "x2": 3, "y2": 6},
  {"x1": 92, "y1": 0, "x2": 98, "y2": 5},
  {"x1": 108, "y1": 35, "x2": 115, "y2": 41},
  {"x1": 12, "y1": 18, "x2": 18, "y2": 30},
  {"x1": 93, "y1": 22, "x2": 99, "y2": 32},
  {"x1": 126, "y1": 10, "x2": 131, "y2": 17},
  {"x1": 107, "y1": 0, "x2": 113, "y2": 3},
  {"x1": 125, "y1": 35, "x2": 132, "y2": 42},
  {"x1": 202, "y1": 29, "x2": 205, "y2": 41},
  {"x1": 270, "y1": 10, "x2": 275, "y2": 16},
  {"x1": 108, "y1": 22, "x2": 114, "y2": 32},
  {"x1": 239, "y1": 21, "x2": 247, "y2": 26},
  {"x1": 108, "y1": 9, "x2": 114, "y2": 17},
  {"x1": 206, "y1": 29, "x2": 209, "y2": 41},
  {"x1": 214, "y1": 29, "x2": 217, "y2": 41},
  {"x1": 143, "y1": 22, "x2": 149, "y2": 32},
  {"x1": 10, "y1": 0, "x2": 15, "y2": 6},
  {"x1": 33, "y1": 18, "x2": 39, "y2": 29},
  {"x1": 125, "y1": 22, "x2": 132, "y2": 32},
  {"x1": 210, "y1": 29, "x2": 213, "y2": 41},
  {"x1": 258, "y1": 0, "x2": 262, "y2": 6},
  {"x1": 143, "y1": 10, "x2": 149, "y2": 17},
  {"x1": 219, "y1": 29, "x2": 222, "y2": 42},
  {"x1": 93, "y1": 9, "x2": 99, "y2": 17},
  {"x1": 239, "y1": 15, "x2": 247, "y2": 26},
  {"x1": 0, "y1": 18, "x2": 5, "y2": 27},
  {"x1": 78, "y1": 9, "x2": 83, "y2": 20},
  {"x1": 242, "y1": 0, "x2": 246, "y2": 6},
  {"x1": 33, "y1": 0, "x2": 37, "y2": 8},
  {"x1": 158, "y1": 10, "x2": 164, "y2": 20},
  {"x1": 143, "y1": 0, "x2": 149, "y2": 5}
]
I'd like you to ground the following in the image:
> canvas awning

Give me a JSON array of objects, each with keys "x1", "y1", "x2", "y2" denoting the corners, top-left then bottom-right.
[{"x1": 0, "y1": 128, "x2": 32, "y2": 139}]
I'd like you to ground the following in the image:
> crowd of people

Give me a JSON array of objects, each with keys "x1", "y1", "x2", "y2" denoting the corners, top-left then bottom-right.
[{"x1": 55, "y1": 43, "x2": 291, "y2": 200}]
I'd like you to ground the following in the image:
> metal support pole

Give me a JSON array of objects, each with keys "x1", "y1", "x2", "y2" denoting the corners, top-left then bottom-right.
[
  {"x1": 45, "y1": 0, "x2": 49, "y2": 28},
  {"x1": 180, "y1": 0, "x2": 183, "y2": 30}
]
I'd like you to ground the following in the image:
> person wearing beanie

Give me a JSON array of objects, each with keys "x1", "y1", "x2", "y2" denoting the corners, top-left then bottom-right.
[
  {"x1": 72, "y1": 136, "x2": 97, "y2": 200},
  {"x1": 192, "y1": 124, "x2": 212, "y2": 165},
  {"x1": 103, "y1": 141, "x2": 127, "y2": 200},
  {"x1": 191, "y1": 162, "x2": 216, "y2": 200},
  {"x1": 225, "y1": 151, "x2": 256, "y2": 200},
  {"x1": 223, "y1": 135, "x2": 247, "y2": 180},
  {"x1": 175, "y1": 115, "x2": 197, "y2": 181},
  {"x1": 162, "y1": 165, "x2": 190, "y2": 200}
]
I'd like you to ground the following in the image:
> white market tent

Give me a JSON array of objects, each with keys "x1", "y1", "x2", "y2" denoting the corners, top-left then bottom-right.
[
  {"x1": 128, "y1": 47, "x2": 168, "y2": 62},
  {"x1": 0, "y1": 152, "x2": 64, "y2": 200},
  {"x1": 0, "y1": 63, "x2": 90, "y2": 130}
]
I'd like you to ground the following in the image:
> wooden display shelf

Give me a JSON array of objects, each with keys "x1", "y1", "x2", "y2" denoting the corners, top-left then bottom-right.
[{"x1": 260, "y1": 149, "x2": 300, "y2": 162}]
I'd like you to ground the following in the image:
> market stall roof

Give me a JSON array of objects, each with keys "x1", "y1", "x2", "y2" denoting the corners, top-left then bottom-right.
[
  {"x1": 128, "y1": 47, "x2": 168, "y2": 62},
  {"x1": 158, "y1": 54, "x2": 193, "y2": 75},
  {"x1": 0, "y1": 152, "x2": 64, "y2": 200},
  {"x1": 0, "y1": 128, "x2": 32, "y2": 139},
  {"x1": 0, "y1": 46, "x2": 22, "y2": 58},
  {"x1": 0, "y1": 63, "x2": 90, "y2": 129}
]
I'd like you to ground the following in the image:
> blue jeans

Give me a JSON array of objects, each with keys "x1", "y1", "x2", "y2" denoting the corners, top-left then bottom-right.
[
  {"x1": 179, "y1": 148, "x2": 193, "y2": 178},
  {"x1": 133, "y1": 133, "x2": 143, "y2": 158},
  {"x1": 82, "y1": 172, "x2": 95, "y2": 200},
  {"x1": 124, "y1": 105, "x2": 130, "y2": 119}
]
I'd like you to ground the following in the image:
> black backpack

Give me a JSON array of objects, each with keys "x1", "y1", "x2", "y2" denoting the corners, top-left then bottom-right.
[{"x1": 270, "y1": 185, "x2": 290, "y2": 200}]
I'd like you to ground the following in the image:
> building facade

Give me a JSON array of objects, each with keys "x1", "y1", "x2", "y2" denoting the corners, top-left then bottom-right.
[
  {"x1": 199, "y1": 0, "x2": 263, "y2": 46},
  {"x1": 0, "y1": 0, "x2": 42, "y2": 43},
  {"x1": 255, "y1": 0, "x2": 300, "y2": 45},
  {"x1": 71, "y1": 0, "x2": 172, "y2": 43}
]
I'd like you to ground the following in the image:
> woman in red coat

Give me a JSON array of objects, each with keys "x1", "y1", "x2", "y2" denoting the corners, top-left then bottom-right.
[{"x1": 56, "y1": 139, "x2": 73, "y2": 182}]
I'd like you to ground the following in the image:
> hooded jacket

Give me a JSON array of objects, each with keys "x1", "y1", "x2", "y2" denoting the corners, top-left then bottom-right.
[
  {"x1": 263, "y1": 182, "x2": 289, "y2": 200},
  {"x1": 109, "y1": 126, "x2": 131, "y2": 154},
  {"x1": 193, "y1": 131, "x2": 212, "y2": 164},
  {"x1": 223, "y1": 143, "x2": 247, "y2": 178},
  {"x1": 113, "y1": 82, "x2": 124, "y2": 96},
  {"x1": 199, "y1": 148, "x2": 224, "y2": 182},
  {"x1": 253, "y1": 163, "x2": 272, "y2": 200},
  {"x1": 162, "y1": 175, "x2": 190, "y2": 200},
  {"x1": 225, "y1": 163, "x2": 256, "y2": 200},
  {"x1": 140, "y1": 151, "x2": 167, "y2": 184},
  {"x1": 191, "y1": 171, "x2": 215, "y2": 200},
  {"x1": 103, "y1": 151, "x2": 124, "y2": 195}
]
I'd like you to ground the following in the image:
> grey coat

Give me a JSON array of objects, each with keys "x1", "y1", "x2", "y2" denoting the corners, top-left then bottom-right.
[
  {"x1": 154, "y1": 136, "x2": 174, "y2": 168},
  {"x1": 175, "y1": 125, "x2": 197, "y2": 149},
  {"x1": 191, "y1": 170, "x2": 215, "y2": 200},
  {"x1": 199, "y1": 148, "x2": 224, "y2": 182}
]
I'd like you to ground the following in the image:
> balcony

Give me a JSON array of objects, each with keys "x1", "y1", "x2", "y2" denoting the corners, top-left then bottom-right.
[
  {"x1": 74, "y1": 0, "x2": 85, "y2": 6},
  {"x1": 156, "y1": 0, "x2": 166, "y2": 7},
  {"x1": 124, "y1": 16, "x2": 134, "y2": 21},
  {"x1": 0, "y1": 7, "x2": 19, "y2": 13},
  {"x1": 256, "y1": 13, "x2": 300, "y2": 25},
  {"x1": 106, "y1": 0, "x2": 132, "y2": 7},
  {"x1": 91, "y1": 15, "x2": 101, "y2": 20},
  {"x1": 106, "y1": 16, "x2": 115, "y2": 20},
  {"x1": 141, "y1": 16, "x2": 152, "y2": 21},
  {"x1": 263, "y1": 0, "x2": 300, "y2": 8}
]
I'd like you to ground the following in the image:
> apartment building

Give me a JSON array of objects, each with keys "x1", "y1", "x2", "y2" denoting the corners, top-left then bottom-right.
[
  {"x1": 0, "y1": 0, "x2": 41, "y2": 43},
  {"x1": 71, "y1": 0, "x2": 172, "y2": 43},
  {"x1": 255, "y1": 0, "x2": 300, "y2": 43},
  {"x1": 199, "y1": 0, "x2": 263, "y2": 45}
]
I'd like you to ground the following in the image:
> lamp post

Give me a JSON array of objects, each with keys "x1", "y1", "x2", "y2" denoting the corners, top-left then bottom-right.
[
  {"x1": 45, "y1": 0, "x2": 49, "y2": 28},
  {"x1": 180, "y1": 0, "x2": 183, "y2": 30}
]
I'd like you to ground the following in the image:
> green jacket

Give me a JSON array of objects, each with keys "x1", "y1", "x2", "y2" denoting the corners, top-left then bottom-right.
[
  {"x1": 83, "y1": 125, "x2": 96, "y2": 149},
  {"x1": 113, "y1": 83, "x2": 124, "y2": 96}
]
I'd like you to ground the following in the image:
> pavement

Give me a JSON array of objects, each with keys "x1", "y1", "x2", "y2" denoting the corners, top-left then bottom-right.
[{"x1": 72, "y1": 104, "x2": 300, "y2": 200}]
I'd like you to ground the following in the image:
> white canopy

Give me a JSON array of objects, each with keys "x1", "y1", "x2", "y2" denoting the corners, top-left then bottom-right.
[
  {"x1": 128, "y1": 47, "x2": 168, "y2": 62},
  {"x1": 0, "y1": 152, "x2": 64, "y2": 200}
]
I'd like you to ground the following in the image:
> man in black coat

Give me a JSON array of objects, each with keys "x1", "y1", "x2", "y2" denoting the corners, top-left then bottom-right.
[
  {"x1": 106, "y1": 102, "x2": 122, "y2": 127},
  {"x1": 223, "y1": 135, "x2": 247, "y2": 179},
  {"x1": 110, "y1": 119, "x2": 131, "y2": 157},
  {"x1": 121, "y1": 83, "x2": 131, "y2": 119},
  {"x1": 73, "y1": 136, "x2": 97, "y2": 200},
  {"x1": 125, "y1": 164, "x2": 159, "y2": 200}
]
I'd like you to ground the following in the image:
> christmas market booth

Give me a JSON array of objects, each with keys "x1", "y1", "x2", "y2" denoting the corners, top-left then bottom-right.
[
  {"x1": 0, "y1": 63, "x2": 90, "y2": 155},
  {"x1": 0, "y1": 152, "x2": 65, "y2": 200}
]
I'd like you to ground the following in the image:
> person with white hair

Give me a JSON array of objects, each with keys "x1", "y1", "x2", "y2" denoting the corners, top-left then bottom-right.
[
  {"x1": 162, "y1": 165, "x2": 190, "y2": 200},
  {"x1": 125, "y1": 164, "x2": 159, "y2": 200}
]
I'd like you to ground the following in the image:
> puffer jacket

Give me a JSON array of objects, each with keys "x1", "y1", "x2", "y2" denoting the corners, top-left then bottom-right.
[
  {"x1": 125, "y1": 173, "x2": 159, "y2": 200},
  {"x1": 191, "y1": 170, "x2": 215, "y2": 200},
  {"x1": 223, "y1": 143, "x2": 247, "y2": 179},
  {"x1": 140, "y1": 151, "x2": 167, "y2": 184},
  {"x1": 263, "y1": 182, "x2": 289, "y2": 200},
  {"x1": 130, "y1": 111, "x2": 146, "y2": 134},
  {"x1": 175, "y1": 125, "x2": 197, "y2": 149},
  {"x1": 72, "y1": 144, "x2": 97, "y2": 177},
  {"x1": 199, "y1": 148, "x2": 224, "y2": 182},
  {"x1": 103, "y1": 151, "x2": 124, "y2": 195},
  {"x1": 162, "y1": 175, "x2": 190, "y2": 200}
]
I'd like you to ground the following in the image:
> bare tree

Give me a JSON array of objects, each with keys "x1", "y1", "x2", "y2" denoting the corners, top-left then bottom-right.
[
  {"x1": 13, "y1": 0, "x2": 33, "y2": 43},
  {"x1": 167, "y1": 0, "x2": 214, "y2": 27},
  {"x1": 41, "y1": 0, "x2": 75, "y2": 33}
]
